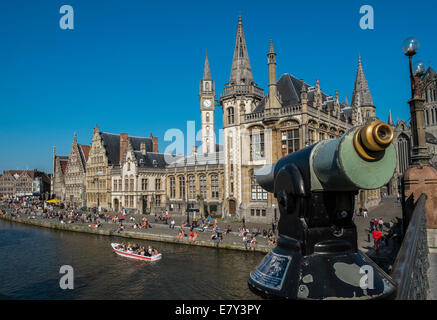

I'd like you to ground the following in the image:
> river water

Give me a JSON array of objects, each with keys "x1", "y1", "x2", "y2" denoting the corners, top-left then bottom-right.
[{"x1": 0, "y1": 219, "x2": 264, "y2": 299}]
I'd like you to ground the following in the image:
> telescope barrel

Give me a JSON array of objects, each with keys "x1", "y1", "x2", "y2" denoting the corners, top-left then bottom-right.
[{"x1": 256, "y1": 121, "x2": 397, "y2": 193}]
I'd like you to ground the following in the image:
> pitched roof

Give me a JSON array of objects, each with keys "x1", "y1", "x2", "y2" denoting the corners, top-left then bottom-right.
[
  {"x1": 351, "y1": 55, "x2": 374, "y2": 108},
  {"x1": 79, "y1": 145, "x2": 91, "y2": 161},
  {"x1": 228, "y1": 15, "x2": 255, "y2": 86},
  {"x1": 133, "y1": 151, "x2": 168, "y2": 169},
  {"x1": 203, "y1": 51, "x2": 212, "y2": 81},
  {"x1": 252, "y1": 74, "x2": 333, "y2": 113},
  {"x1": 100, "y1": 132, "x2": 153, "y2": 166}
]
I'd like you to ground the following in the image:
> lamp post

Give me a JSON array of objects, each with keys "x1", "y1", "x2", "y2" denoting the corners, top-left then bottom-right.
[
  {"x1": 401, "y1": 37, "x2": 437, "y2": 229},
  {"x1": 95, "y1": 171, "x2": 102, "y2": 212}
]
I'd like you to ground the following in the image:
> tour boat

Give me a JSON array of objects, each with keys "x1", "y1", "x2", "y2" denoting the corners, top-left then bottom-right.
[{"x1": 111, "y1": 243, "x2": 162, "y2": 261}]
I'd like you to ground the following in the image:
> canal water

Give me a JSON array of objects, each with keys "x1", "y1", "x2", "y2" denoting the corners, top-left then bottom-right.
[{"x1": 0, "y1": 219, "x2": 264, "y2": 299}]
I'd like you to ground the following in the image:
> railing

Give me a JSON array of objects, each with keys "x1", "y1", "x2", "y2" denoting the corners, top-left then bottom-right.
[
  {"x1": 391, "y1": 194, "x2": 430, "y2": 300},
  {"x1": 220, "y1": 85, "x2": 264, "y2": 99}
]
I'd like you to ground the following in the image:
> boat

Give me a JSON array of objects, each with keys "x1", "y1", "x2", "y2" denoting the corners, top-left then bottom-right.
[{"x1": 111, "y1": 243, "x2": 162, "y2": 261}]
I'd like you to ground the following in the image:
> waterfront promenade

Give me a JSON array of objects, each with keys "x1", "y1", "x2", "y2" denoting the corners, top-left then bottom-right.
[{"x1": 0, "y1": 204, "x2": 273, "y2": 253}]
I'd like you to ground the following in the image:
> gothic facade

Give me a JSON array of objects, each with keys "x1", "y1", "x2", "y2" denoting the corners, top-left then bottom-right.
[
  {"x1": 111, "y1": 138, "x2": 167, "y2": 214},
  {"x1": 51, "y1": 148, "x2": 68, "y2": 200},
  {"x1": 85, "y1": 125, "x2": 158, "y2": 210},
  {"x1": 64, "y1": 133, "x2": 90, "y2": 207}
]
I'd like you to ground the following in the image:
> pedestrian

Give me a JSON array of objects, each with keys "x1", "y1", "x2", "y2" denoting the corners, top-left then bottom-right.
[
  {"x1": 363, "y1": 208, "x2": 368, "y2": 218},
  {"x1": 243, "y1": 235, "x2": 248, "y2": 250},
  {"x1": 242, "y1": 216, "x2": 246, "y2": 228},
  {"x1": 378, "y1": 218, "x2": 384, "y2": 231},
  {"x1": 373, "y1": 218, "x2": 378, "y2": 231},
  {"x1": 397, "y1": 192, "x2": 401, "y2": 202},
  {"x1": 170, "y1": 219, "x2": 175, "y2": 229}
]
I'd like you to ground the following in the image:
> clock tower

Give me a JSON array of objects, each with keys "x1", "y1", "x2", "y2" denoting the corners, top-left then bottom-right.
[{"x1": 200, "y1": 51, "x2": 216, "y2": 154}]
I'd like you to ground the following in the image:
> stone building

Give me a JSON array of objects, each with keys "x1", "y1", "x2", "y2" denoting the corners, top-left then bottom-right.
[
  {"x1": 215, "y1": 15, "x2": 381, "y2": 222},
  {"x1": 0, "y1": 169, "x2": 50, "y2": 198},
  {"x1": 51, "y1": 147, "x2": 69, "y2": 200},
  {"x1": 166, "y1": 146, "x2": 224, "y2": 216},
  {"x1": 85, "y1": 125, "x2": 158, "y2": 210},
  {"x1": 388, "y1": 109, "x2": 437, "y2": 196},
  {"x1": 424, "y1": 67, "x2": 437, "y2": 138},
  {"x1": 64, "y1": 133, "x2": 91, "y2": 207},
  {"x1": 111, "y1": 138, "x2": 168, "y2": 214}
]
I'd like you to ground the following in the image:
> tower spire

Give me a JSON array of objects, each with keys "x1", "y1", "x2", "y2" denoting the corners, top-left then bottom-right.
[
  {"x1": 203, "y1": 50, "x2": 212, "y2": 80},
  {"x1": 351, "y1": 54, "x2": 374, "y2": 108},
  {"x1": 229, "y1": 14, "x2": 254, "y2": 86},
  {"x1": 388, "y1": 110, "x2": 394, "y2": 126}
]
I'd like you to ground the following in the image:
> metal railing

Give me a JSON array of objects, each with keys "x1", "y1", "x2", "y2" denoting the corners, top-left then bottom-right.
[{"x1": 391, "y1": 193, "x2": 430, "y2": 300}]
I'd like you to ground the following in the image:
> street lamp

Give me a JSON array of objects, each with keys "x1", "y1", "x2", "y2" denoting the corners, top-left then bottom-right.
[
  {"x1": 401, "y1": 37, "x2": 437, "y2": 229},
  {"x1": 402, "y1": 37, "x2": 431, "y2": 166}
]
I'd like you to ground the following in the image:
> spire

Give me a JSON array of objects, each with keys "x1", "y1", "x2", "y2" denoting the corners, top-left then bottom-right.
[
  {"x1": 351, "y1": 54, "x2": 374, "y2": 108},
  {"x1": 388, "y1": 110, "x2": 394, "y2": 126},
  {"x1": 73, "y1": 132, "x2": 77, "y2": 144},
  {"x1": 229, "y1": 14, "x2": 254, "y2": 86},
  {"x1": 203, "y1": 51, "x2": 212, "y2": 80},
  {"x1": 269, "y1": 38, "x2": 275, "y2": 54},
  {"x1": 344, "y1": 94, "x2": 349, "y2": 107}
]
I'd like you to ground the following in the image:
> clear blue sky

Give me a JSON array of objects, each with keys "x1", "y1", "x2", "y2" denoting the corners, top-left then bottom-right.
[{"x1": 0, "y1": 0, "x2": 436, "y2": 173}]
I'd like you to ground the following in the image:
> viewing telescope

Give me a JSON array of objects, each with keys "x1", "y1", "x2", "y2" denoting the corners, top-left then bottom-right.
[{"x1": 248, "y1": 121, "x2": 398, "y2": 300}]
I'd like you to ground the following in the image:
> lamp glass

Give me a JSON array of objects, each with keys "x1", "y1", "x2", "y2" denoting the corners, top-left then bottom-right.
[
  {"x1": 413, "y1": 61, "x2": 427, "y2": 77},
  {"x1": 402, "y1": 37, "x2": 420, "y2": 56}
]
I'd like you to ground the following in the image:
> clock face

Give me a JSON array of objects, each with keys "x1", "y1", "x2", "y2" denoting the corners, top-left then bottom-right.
[{"x1": 203, "y1": 99, "x2": 211, "y2": 107}]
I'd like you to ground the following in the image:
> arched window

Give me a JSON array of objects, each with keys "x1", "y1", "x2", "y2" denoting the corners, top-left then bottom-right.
[
  {"x1": 169, "y1": 177, "x2": 175, "y2": 198},
  {"x1": 211, "y1": 175, "x2": 219, "y2": 199},
  {"x1": 250, "y1": 129, "x2": 265, "y2": 160},
  {"x1": 178, "y1": 176, "x2": 185, "y2": 199},
  {"x1": 206, "y1": 112, "x2": 210, "y2": 123},
  {"x1": 124, "y1": 176, "x2": 129, "y2": 191},
  {"x1": 199, "y1": 175, "x2": 207, "y2": 198},
  {"x1": 228, "y1": 107, "x2": 234, "y2": 124},
  {"x1": 188, "y1": 175, "x2": 196, "y2": 199},
  {"x1": 205, "y1": 82, "x2": 210, "y2": 91}
]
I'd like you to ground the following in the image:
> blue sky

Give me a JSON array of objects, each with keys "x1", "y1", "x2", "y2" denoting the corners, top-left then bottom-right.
[{"x1": 0, "y1": 0, "x2": 436, "y2": 173}]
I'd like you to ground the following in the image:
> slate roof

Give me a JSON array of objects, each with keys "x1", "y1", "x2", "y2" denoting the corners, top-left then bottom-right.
[
  {"x1": 252, "y1": 74, "x2": 343, "y2": 113},
  {"x1": 426, "y1": 132, "x2": 437, "y2": 145},
  {"x1": 166, "y1": 151, "x2": 224, "y2": 168},
  {"x1": 100, "y1": 133, "x2": 153, "y2": 166},
  {"x1": 133, "y1": 151, "x2": 168, "y2": 169}
]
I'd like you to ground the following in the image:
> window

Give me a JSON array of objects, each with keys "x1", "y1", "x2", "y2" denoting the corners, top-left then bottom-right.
[
  {"x1": 155, "y1": 178, "x2": 161, "y2": 190},
  {"x1": 179, "y1": 176, "x2": 185, "y2": 199},
  {"x1": 250, "y1": 132, "x2": 265, "y2": 160},
  {"x1": 211, "y1": 174, "x2": 219, "y2": 198},
  {"x1": 141, "y1": 179, "x2": 148, "y2": 191},
  {"x1": 228, "y1": 107, "x2": 234, "y2": 124},
  {"x1": 282, "y1": 129, "x2": 300, "y2": 155},
  {"x1": 156, "y1": 195, "x2": 161, "y2": 206},
  {"x1": 199, "y1": 175, "x2": 207, "y2": 198},
  {"x1": 188, "y1": 175, "x2": 196, "y2": 199},
  {"x1": 130, "y1": 178, "x2": 134, "y2": 191},
  {"x1": 170, "y1": 177, "x2": 175, "y2": 198},
  {"x1": 251, "y1": 209, "x2": 255, "y2": 216},
  {"x1": 124, "y1": 177, "x2": 128, "y2": 191},
  {"x1": 118, "y1": 179, "x2": 122, "y2": 191},
  {"x1": 308, "y1": 129, "x2": 315, "y2": 145},
  {"x1": 206, "y1": 113, "x2": 210, "y2": 123},
  {"x1": 251, "y1": 173, "x2": 267, "y2": 201},
  {"x1": 113, "y1": 180, "x2": 117, "y2": 191}
]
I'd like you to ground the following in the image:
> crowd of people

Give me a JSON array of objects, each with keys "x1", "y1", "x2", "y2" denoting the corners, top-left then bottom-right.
[
  {"x1": 114, "y1": 242, "x2": 159, "y2": 257},
  {"x1": 1, "y1": 198, "x2": 278, "y2": 251}
]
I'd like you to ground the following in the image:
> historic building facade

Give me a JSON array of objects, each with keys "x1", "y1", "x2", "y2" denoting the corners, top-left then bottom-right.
[
  {"x1": 51, "y1": 147, "x2": 69, "y2": 200},
  {"x1": 64, "y1": 133, "x2": 90, "y2": 207},
  {"x1": 0, "y1": 169, "x2": 50, "y2": 198},
  {"x1": 85, "y1": 125, "x2": 158, "y2": 210},
  {"x1": 111, "y1": 138, "x2": 167, "y2": 214},
  {"x1": 166, "y1": 147, "x2": 224, "y2": 216}
]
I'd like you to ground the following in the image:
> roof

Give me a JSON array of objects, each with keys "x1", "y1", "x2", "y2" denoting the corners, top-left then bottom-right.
[
  {"x1": 166, "y1": 151, "x2": 224, "y2": 168},
  {"x1": 133, "y1": 151, "x2": 168, "y2": 169},
  {"x1": 100, "y1": 132, "x2": 153, "y2": 166},
  {"x1": 426, "y1": 132, "x2": 437, "y2": 145},
  {"x1": 79, "y1": 144, "x2": 91, "y2": 161},
  {"x1": 252, "y1": 74, "x2": 338, "y2": 113}
]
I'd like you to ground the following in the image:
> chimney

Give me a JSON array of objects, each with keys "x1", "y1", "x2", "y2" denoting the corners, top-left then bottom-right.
[
  {"x1": 150, "y1": 133, "x2": 158, "y2": 153},
  {"x1": 140, "y1": 142, "x2": 146, "y2": 155},
  {"x1": 120, "y1": 133, "x2": 128, "y2": 165}
]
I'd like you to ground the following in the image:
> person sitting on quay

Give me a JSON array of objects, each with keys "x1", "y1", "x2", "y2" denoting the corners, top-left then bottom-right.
[
  {"x1": 170, "y1": 219, "x2": 175, "y2": 229},
  {"x1": 250, "y1": 236, "x2": 256, "y2": 250},
  {"x1": 225, "y1": 225, "x2": 232, "y2": 235},
  {"x1": 176, "y1": 228, "x2": 185, "y2": 240},
  {"x1": 88, "y1": 222, "x2": 102, "y2": 229}
]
